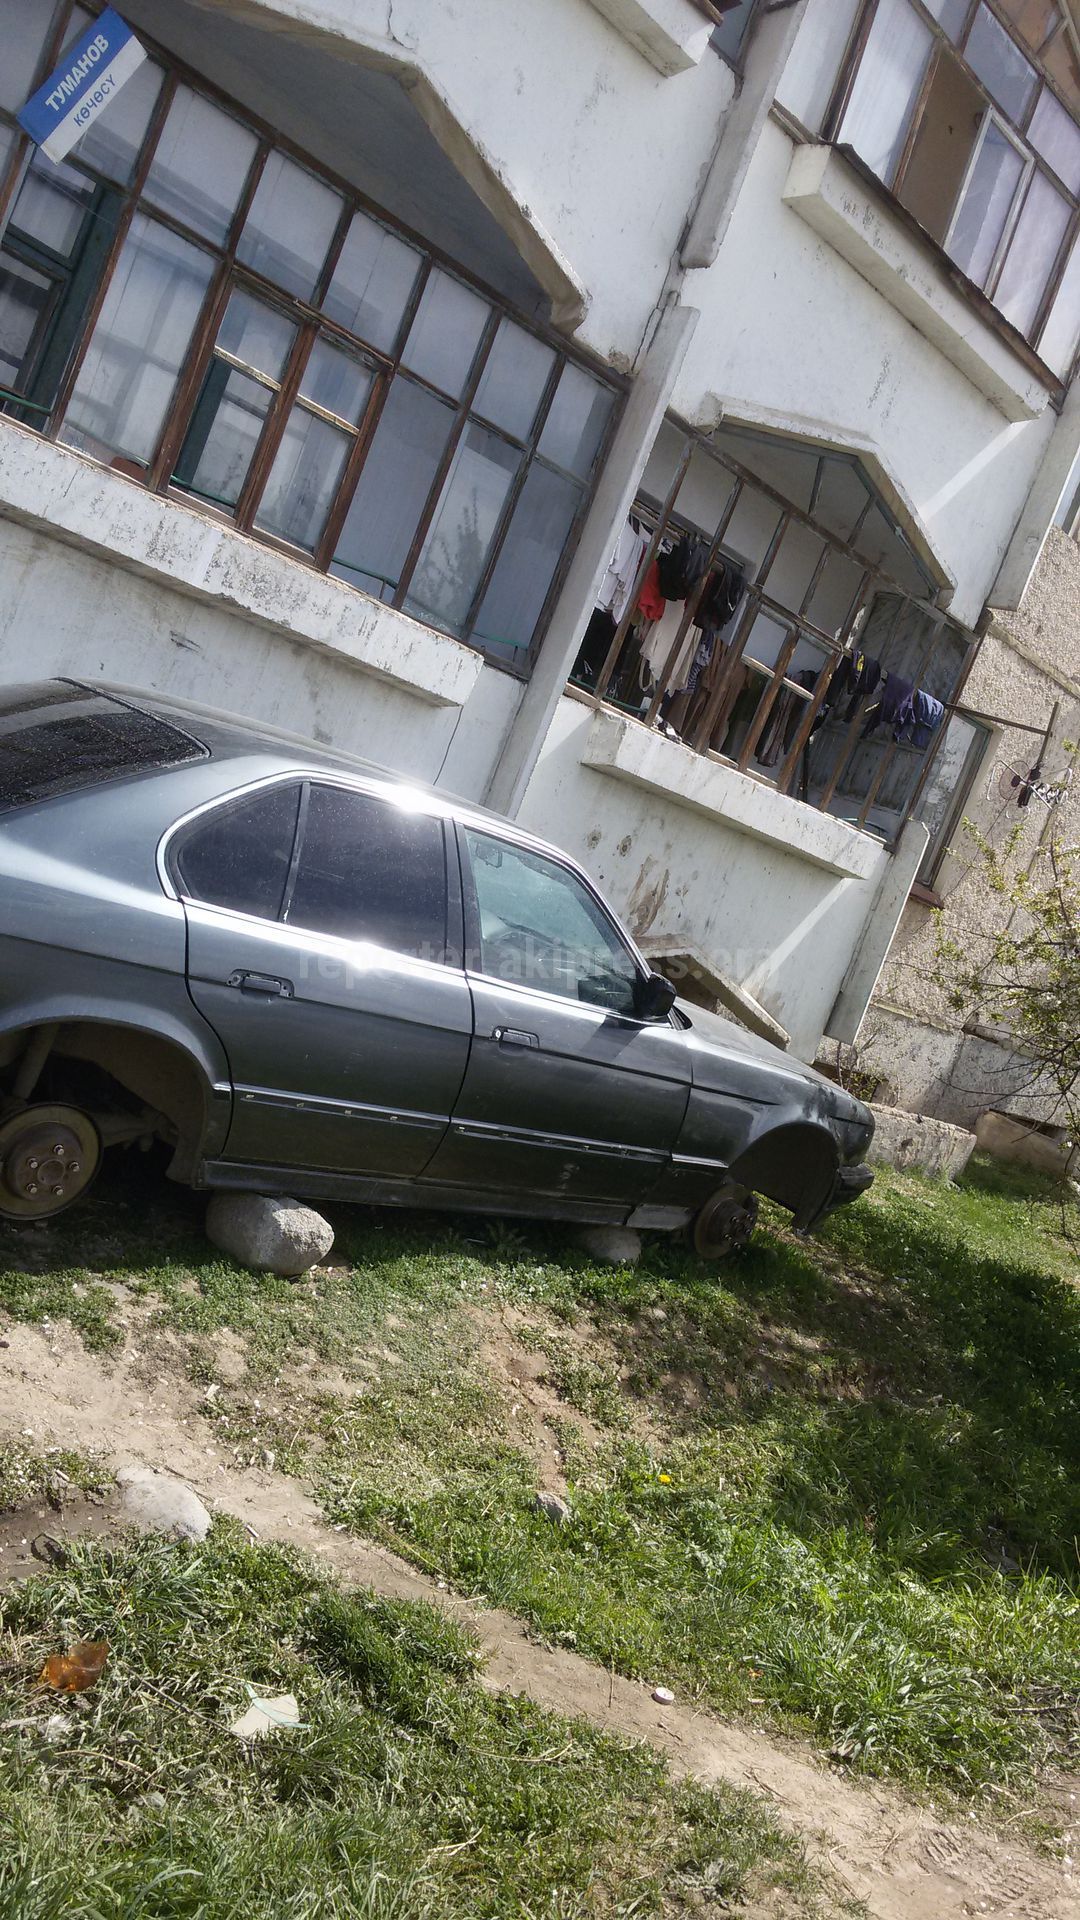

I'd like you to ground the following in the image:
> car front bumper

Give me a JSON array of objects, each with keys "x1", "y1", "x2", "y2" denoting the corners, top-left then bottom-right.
[{"x1": 804, "y1": 1159, "x2": 874, "y2": 1231}]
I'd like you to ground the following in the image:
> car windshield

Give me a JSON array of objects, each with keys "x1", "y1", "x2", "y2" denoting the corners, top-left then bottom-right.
[{"x1": 0, "y1": 682, "x2": 207, "y2": 814}]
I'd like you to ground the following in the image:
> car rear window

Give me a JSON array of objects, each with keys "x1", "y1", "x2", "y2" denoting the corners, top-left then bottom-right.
[{"x1": 0, "y1": 682, "x2": 207, "y2": 813}]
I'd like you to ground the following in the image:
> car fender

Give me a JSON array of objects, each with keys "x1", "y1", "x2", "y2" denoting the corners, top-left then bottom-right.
[
  {"x1": 0, "y1": 995, "x2": 232, "y2": 1164},
  {"x1": 727, "y1": 1118, "x2": 840, "y2": 1231}
]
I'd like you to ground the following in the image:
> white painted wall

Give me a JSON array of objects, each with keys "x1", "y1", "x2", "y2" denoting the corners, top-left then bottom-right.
[
  {"x1": 158, "y1": 0, "x2": 735, "y2": 367},
  {"x1": 672, "y1": 115, "x2": 1060, "y2": 628},
  {"x1": 516, "y1": 695, "x2": 899, "y2": 1061},
  {"x1": 0, "y1": 430, "x2": 523, "y2": 800}
]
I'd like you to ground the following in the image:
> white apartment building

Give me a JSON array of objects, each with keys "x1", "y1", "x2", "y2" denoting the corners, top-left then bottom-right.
[{"x1": 1, "y1": 0, "x2": 1077, "y2": 1062}]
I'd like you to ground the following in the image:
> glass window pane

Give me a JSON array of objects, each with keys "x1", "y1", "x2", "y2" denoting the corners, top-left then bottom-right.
[
  {"x1": 0, "y1": 0, "x2": 58, "y2": 113},
  {"x1": 143, "y1": 86, "x2": 257, "y2": 244},
  {"x1": 0, "y1": 253, "x2": 51, "y2": 388},
  {"x1": 925, "y1": 0, "x2": 969, "y2": 36},
  {"x1": 465, "y1": 828, "x2": 638, "y2": 1015},
  {"x1": 1037, "y1": 234, "x2": 1080, "y2": 373},
  {"x1": 997, "y1": 0, "x2": 1062, "y2": 51},
  {"x1": 321, "y1": 209, "x2": 420, "y2": 352},
  {"x1": 256, "y1": 410, "x2": 355, "y2": 550},
  {"x1": 217, "y1": 289, "x2": 296, "y2": 381},
  {"x1": 473, "y1": 464, "x2": 582, "y2": 661},
  {"x1": 70, "y1": 57, "x2": 162, "y2": 185},
  {"x1": 406, "y1": 422, "x2": 520, "y2": 634},
  {"x1": 838, "y1": 0, "x2": 934, "y2": 183},
  {"x1": 804, "y1": 551, "x2": 864, "y2": 637},
  {"x1": 964, "y1": 6, "x2": 1038, "y2": 121},
  {"x1": 1029, "y1": 87, "x2": 1080, "y2": 192},
  {"x1": 330, "y1": 376, "x2": 454, "y2": 599},
  {"x1": 63, "y1": 213, "x2": 214, "y2": 465},
  {"x1": 176, "y1": 367, "x2": 274, "y2": 507},
  {"x1": 299, "y1": 337, "x2": 372, "y2": 425},
  {"x1": 8, "y1": 151, "x2": 94, "y2": 257},
  {"x1": 473, "y1": 319, "x2": 556, "y2": 440},
  {"x1": 177, "y1": 784, "x2": 301, "y2": 919},
  {"x1": 712, "y1": 0, "x2": 757, "y2": 61},
  {"x1": 995, "y1": 169, "x2": 1072, "y2": 332},
  {"x1": 288, "y1": 786, "x2": 446, "y2": 958},
  {"x1": 237, "y1": 151, "x2": 342, "y2": 299},
  {"x1": 537, "y1": 362, "x2": 613, "y2": 478},
  {"x1": 948, "y1": 121, "x2": 1025, "y2": 285},
  {"x1": 400, "y1": 267, "x2": 489, "y2": 397},
  {"x1": 1043, "y1": 26, "x2": 1080, "y2": 117}
]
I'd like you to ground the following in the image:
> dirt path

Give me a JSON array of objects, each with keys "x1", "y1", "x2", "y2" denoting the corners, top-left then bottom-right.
[{"x1": 1, "y1": 1318, "x2": 1075, "y2": 1920}]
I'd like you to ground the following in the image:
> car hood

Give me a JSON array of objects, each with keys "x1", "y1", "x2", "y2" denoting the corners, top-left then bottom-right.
[{"x1": 673, "y1": 997, "x2": 870, "y2": 1129}]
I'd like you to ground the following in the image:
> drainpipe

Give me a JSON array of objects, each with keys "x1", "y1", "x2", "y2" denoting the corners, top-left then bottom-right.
[
  {"x1": 482, "y1": 298, "x2": 699, "y2": 817},
  {"x1": 986, "y1": 377, "x2": 1080, "y2": 612},
  {"x1": 679, "y1": 0, "x2": 809, "y2": 271}
]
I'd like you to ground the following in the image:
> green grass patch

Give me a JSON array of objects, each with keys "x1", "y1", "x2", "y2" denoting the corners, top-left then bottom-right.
[
  {"x1": 0, "y1": 1526, "x2": 823, "y2": 1918},
  {"x1": 2, "y1": 1152, "x2": 1078, "y2": 1805}
]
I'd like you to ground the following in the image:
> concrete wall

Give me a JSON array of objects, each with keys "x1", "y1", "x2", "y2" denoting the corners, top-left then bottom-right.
[
  {"x1": 858, "y1": 529, "x2": 1080, "y2": 1125},
  {"x1": 0, "y1": 423, "x2": 522, "y2": 800},
  {"x1": 672, "y1": 113, "x2": 1061, "y2": 628},
  {"x1": 125, "y1": 0, "x2": 734, "y2": 365}
]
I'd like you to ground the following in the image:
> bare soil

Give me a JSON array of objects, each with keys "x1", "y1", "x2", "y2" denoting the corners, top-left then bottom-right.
[{"x1": 1, "y1": 1311, "x2": 1076, "y2": 1920}]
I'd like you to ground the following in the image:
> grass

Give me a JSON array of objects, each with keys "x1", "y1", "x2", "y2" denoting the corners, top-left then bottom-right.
[
  {"x1": 1, "y1": 1150, "x2": 1079, "y2": 1808},
  {"x1": 0, "y1": 1524, "x2": 825, "y2": 1918}
]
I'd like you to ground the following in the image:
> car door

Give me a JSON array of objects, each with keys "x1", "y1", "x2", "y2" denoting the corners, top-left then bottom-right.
[
  {"x1": 423, "y1": 821, "x2": 691, "y2": 1204},
  {"x1": 170, "y1": 774, "x2": 472, "y2": 1178}
]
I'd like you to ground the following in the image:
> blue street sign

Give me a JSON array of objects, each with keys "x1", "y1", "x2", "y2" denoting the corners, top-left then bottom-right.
[{"x1": 17, "y1": 7, "x2": 147, "y2": 165}]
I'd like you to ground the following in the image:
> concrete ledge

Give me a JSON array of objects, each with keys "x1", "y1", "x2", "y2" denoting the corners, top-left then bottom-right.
[
  {"x1": 782, "y1": 145, "x2": 1050, "y2": 423},
  {"x1": 581, "y1": 706, "x2": 883, "y2": 879},
  {"x1": 640, "y1": 934, "x2": 791, "y2": 1048},
  {"x1": 868, "y1": 1103, "x2": 976, "y2": 1181},
  {"x1": 975, "y1": 1110, "x2": 1077, "y2": 1179},
  {"x1": 584, "y1": 0, "x2": 713, "y2": 74},
  {"x1": 0, "y1": 419, "x2": 483, "y2": 711}
]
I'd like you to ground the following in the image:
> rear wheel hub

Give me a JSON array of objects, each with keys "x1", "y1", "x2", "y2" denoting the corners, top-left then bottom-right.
[
  {"x1": 0, "y1": 1105, "x2": 100, "y2": 1220},
  {"x1": 693, "y1": 1184, "x2": 759, "y2": 1261}
]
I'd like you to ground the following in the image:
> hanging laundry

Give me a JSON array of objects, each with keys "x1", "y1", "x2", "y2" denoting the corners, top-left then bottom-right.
[
  {"x1": 636, "y1": 557, "x2": 666, "y2": 623},
  {"x1": 895, "y1": 686, "x2": 944, "y2": 749},
  {"x1": 829, "y1": 651, "x2": 881, "y2": 723},
  {"x1": 657, "y1": 533, "x2": 709, "y2": 602},
  {"x1": 861, "y1": 670, "x2": 913, "y2": 739},
  {"x1": 596, "y1": 519, "x2": 647, "y2": 624}
]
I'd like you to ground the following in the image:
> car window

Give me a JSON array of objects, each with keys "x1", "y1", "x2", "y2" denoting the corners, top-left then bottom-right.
[
  {"x1": 174, "y1": 783, "x2": 301, "y2": 919},
  {"x1": 286, "y1": 784, "x2": 447, "y2": 958},
  {"x1": 463, "y1": 827, "x2": 639, "y2": 1015},
  {"x1": 0, "y1": 681, "x2": 207, "y2": 813}
]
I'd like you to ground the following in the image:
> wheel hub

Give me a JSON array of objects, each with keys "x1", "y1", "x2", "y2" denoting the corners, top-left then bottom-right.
[
  {"x1": 0, "y1": 1105, "x2": 100, "y2": 1220},
  {"x1": 693, "y1": 1185, "x2": 759, "y2": 1261}
]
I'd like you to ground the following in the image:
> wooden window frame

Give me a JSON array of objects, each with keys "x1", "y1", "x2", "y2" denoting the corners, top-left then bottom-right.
[
  {"x1": 583, "y1": 418, "x2": 980, "y2": 853},
  {"x1": 0, "y1": 0, "x2": 624, "y2": 680},
  {"x1": 824, "y1": 0, "x2": 1080, "y2": 380}
]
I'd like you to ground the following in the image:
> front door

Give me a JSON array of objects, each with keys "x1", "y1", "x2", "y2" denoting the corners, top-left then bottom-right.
[
  {"x1": 425, "y1": 823, "x2": 690, "y2": 1203},
  {"x1": 172, "y1": 776, "x2": 471, "y2": 1177}
]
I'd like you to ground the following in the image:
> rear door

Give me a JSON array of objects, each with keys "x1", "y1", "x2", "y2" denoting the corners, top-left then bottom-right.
[
  {"x1": 424, "y1": 822, "x2": 691, "y2": 1203},
  {"x1": 171, "y1": 775, "x2": 471, "y2": 1177}
]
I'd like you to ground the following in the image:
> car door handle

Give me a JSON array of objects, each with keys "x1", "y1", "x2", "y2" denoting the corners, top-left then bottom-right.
[
  {"x1": 493, "y1": 1027, "x2": 539, "y2": 1049},
  {"x1": 227, "y1": 970, "x2": 294, "y2": 999}
]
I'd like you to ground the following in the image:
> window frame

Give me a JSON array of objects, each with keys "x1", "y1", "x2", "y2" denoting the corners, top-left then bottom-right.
[
  {"x1": 455, "y1": 817, "x2": 664, "y2": 1025},
  {"x1": 825, "y1": 0, "x2": 1080, "y2": 380},
  {"x1": 163, "y1": 769, "x2": 463, "y2": 968},
  {"x1": 0, "y1": 0, "x2": 624, "y2": 679}
]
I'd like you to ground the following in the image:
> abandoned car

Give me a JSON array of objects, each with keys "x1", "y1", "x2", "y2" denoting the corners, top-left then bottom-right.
[{"x1": 0, "y1": 680, "x2": 874, "y2": 1255}]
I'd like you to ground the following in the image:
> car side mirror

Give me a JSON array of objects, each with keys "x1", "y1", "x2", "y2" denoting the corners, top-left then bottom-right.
[{"x1": 634, "y1": 969, "x2": 677, "y2": 1021}]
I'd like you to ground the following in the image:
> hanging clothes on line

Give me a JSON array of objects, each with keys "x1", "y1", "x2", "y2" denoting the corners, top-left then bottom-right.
[{"x1": 596, "y1": 518, "x2": 647, "y2": 624}]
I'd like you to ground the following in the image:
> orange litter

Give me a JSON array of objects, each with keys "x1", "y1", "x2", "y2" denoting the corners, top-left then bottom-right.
[{"x1": 38, "y1": 1640, "x2": 109, "y2": 1692}]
